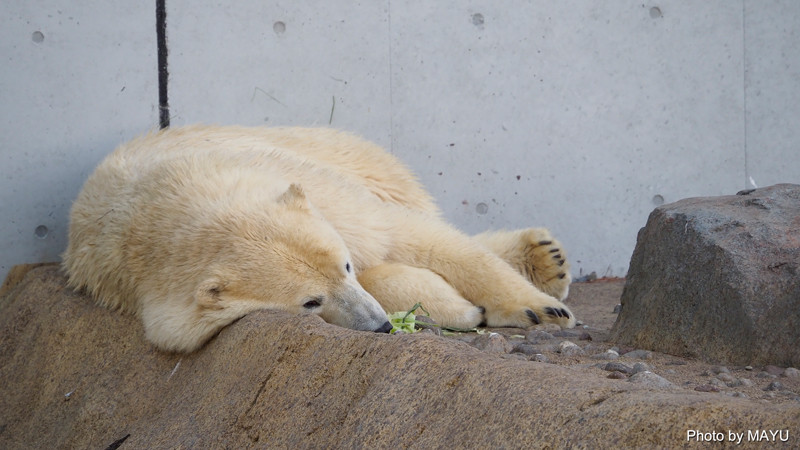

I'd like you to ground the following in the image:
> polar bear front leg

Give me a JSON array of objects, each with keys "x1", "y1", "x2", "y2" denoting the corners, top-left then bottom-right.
[
  {"x1": 357, "y1": 263, "x2": 485, "y2": 329},
  {"x1": 473, "y1": 228, "x2": 571, "y2": 301},
  {"x1": 388, "y1": 216, "x2": 576, "y2": 329}
]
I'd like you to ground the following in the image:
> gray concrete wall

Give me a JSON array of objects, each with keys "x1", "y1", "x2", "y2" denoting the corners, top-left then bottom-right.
[{"x1": 3, "y1": 1, "x2": 799, "y2": 283}]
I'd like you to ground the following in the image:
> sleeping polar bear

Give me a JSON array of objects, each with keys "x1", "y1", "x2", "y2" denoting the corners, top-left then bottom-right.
[{"x1": 63, "y1": 125, "x2": 574, "y2": 352}]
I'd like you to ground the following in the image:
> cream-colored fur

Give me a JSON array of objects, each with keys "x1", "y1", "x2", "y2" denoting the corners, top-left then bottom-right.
[
  {"x1": 63, "y1": 125, "x2": 575, "y2": 352},
  {"x1": 357, "y1": 263, "x2": 485, "y2": 329},
  {"x1": 473, "y1": 228, "x2": 572, "y2": 300}
]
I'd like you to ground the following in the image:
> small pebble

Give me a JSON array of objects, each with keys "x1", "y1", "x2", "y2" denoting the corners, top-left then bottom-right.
[
  {"x1": 582, "y1": 344, "x2": 605, "y2": 354},
  {"x1": 531, "y1": 323, "x2": 562, "y2": 333},
  {"x1": 622, "y1": 349, "x2": 652, "y2": 360},
  {"x1": 525, "y1": 330, "x2": 555, "y2": 343},
  {"x1": 603, "y1": 362, "x2": 633, "y2": 374},
  {"x1": 763, "y1": 365, "x2": 784, "y2": 376},
  {"x1": 695, "y1": 384, "x2": 720, "y2": 393},
  {"x1": 578, "y1": 332, "x2": 592, "y2": 341},
  {"x1": 472, "y1": 333, "x2": 513, "y2": 353},
  {"x1": 782, "y1": 367, "x2": 800, "y2": 378},
  {"x1": 628, "y1": 371, "x2": 674, "y2": 389},
  {"x1": 710, "y1": 365, "x2": 730, "y2": 374},
  {"x1": 530, "y1": 353, "x2": 549, "y2": 363},
  {"x1": 607, "y1": 371, "x2": 627, "y2": 379},
  {"x1": 631, "y1": 362, "x2": 652, "y2": 374},
  {"x1": 590, "y1": 350, "x2": 619, "y2": 360},
  {"x1": 744, "y1": 365, "x2": 753, "y2": 371},
  {"x1": 764, "y1": 381, "x2": 784, "y2": 391},
  {"x1": 415, "y1": 316, "x2": 442, "y2": 335},
  {"x1": 756, "y1": 371, "x2": 777, "y2": 379},
  {"x1": 500, "y1": 353, "x2": 527, "y2": 361},
  {"x1": 726, "y1": 378, "x2": 743, "y2": 388},
  {"x1": 709, "y1": 378, "x2": 727, "y2": 388},
  {"x1": 558, "y1": 341, "x2": 584, "y2": 356},
  {"x1": 612, "y1": 304, "x2": 622, "y2": 314},
  {"x1": 552, "y1": 330, "x2": 580, "y2": 338},
  {"x1": 737, "y1": 378, "x2": 754, "y2": 387},
  {"x1": 512, "y1": 343, "x2": 541, "y2": 356},
  {"x1": 716, "y1": 372, "x2": 736, "y2": 383},
  {"x1": 727, "y1": 392, "x2": 748, "y2": 399}
]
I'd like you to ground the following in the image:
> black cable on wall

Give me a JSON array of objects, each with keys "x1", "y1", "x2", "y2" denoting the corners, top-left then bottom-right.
[{"x1": 156, "y1": 0, "x2": 169, "y2": 129}]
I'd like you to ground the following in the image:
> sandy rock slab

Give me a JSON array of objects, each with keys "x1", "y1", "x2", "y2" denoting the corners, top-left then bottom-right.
[
  {"x1": 611, "y1": 184, "x2": 800, "y2": 367},
  {"x1": 1, "y1": 266, "x2": 798, "y2": 448}
]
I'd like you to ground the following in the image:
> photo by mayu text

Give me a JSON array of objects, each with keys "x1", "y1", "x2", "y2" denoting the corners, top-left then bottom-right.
[{"x1": 687, "y1": 429, "x2": 789, "y2": 444}]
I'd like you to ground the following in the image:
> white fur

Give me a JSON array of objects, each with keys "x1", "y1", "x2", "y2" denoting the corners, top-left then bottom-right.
[{"x1": 63, "y1": 125, "x2": 574, "y2": 352}]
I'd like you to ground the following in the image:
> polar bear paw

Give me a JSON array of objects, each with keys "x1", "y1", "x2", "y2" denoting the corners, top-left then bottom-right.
[
  {"x1": 483, "y1": 294, "x2": 576, "y2": 330},
  {"x1": 473, "y1": 228, "x2": 572, "y2": 301},
  {"x1": 515, "y1": 228, "x2": 572, "y2": 301}
]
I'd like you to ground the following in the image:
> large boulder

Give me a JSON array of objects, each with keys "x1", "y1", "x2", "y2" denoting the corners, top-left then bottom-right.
[
  {"x1": 611, "y1": 184, "x2": 800, "y2": 366},
  {"x1": 1, "y1": 265, "x2": 798, "y2": 448}
]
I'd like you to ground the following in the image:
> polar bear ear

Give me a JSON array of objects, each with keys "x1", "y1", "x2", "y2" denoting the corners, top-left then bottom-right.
[
  {"x1": 277, "y1": 183, "x2": 310, "y2": 210},
  {"x1": 195, "y1": 277, "x2": 225, "y2": 310}
]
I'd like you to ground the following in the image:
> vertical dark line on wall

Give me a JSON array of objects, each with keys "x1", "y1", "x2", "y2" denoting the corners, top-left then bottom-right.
[
  {"x1": 156, "y1": 0, "x2": 170, "y2": 128},
  {"x1": 742, "y1": 0, "x2": 749, "y2": 189},
  {"x1": 387, "y1": 0, "x2": 394, "y2": 153}
]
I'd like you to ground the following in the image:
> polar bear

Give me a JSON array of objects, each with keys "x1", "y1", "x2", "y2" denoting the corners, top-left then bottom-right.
[{"x1": 63, "y1": 125, "x2": 574, "y2": 352}]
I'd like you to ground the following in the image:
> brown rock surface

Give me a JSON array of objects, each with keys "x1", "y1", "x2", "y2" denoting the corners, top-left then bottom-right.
[
  {"x1": 611, "y1": 184, "x2": 800, "y2": 366},
  {"x1": 1, "y1": 265, "x2": 798, "y2": 448}
]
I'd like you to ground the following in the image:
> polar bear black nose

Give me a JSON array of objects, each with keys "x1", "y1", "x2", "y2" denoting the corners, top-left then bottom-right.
[{"x1": 375, "y1": 321, "x2": 393, "y2": 333}]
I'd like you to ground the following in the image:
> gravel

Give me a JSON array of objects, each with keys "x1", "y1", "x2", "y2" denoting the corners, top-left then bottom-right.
[
  {"x1": 695, "y1": 384, "x2": 721, "y2": 392},
  {"x1": 512, "y1": 343, "x2": 542, "y2": 356},
  {"x1": 710, "y1": 365, "x2": 730, "y2": 374},
  {"x1": 526, "y1": 330, "x2": 555, "y2": 343},
  {"x1": 603, "y1": 362, "x2": 633, "y2": 374},
  {"x1": 622, "y1": 349, "x2": 652, "y2": 360},
  {"x1": 764, "y1": 381, "x2": 785, "y2": 391},
  {"x1": 530, "y1": 353, "x2": 549, "y2": 363},
  {"x1": 628, "y1": 371, "x2": 674, "y2": 389},
  {"x1": 558, "y1": 341, "x2": 584, "y2": 356},
  {"x1": 716, "y1": 372, "x2": 736, "y2": 383},
  {"x1": 590, "y1": 350, "x2": 619, "y2": 360},
  {"x1": 783, "y1": 367, "x2": 800, "y2": 378},
  {"x1": 471, "y1": 333, "x2": 512, "y2": 353}
]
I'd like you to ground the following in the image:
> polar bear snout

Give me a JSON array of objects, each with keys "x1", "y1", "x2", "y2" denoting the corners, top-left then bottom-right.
[{"x1": 319, "y1": 280, "x2": 391, "y2": 334}]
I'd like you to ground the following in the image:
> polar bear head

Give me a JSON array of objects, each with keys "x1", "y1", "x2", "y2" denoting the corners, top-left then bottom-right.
[{"x1": 141, "y1": 184, "x2": 391, "y2": 353}]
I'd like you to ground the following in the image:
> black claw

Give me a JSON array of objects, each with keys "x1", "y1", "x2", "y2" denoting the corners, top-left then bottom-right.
[
  {"x1": 477, "y1": 306, "x2": 486, "y2": 314},
  {"x1": 560, "y1": 308, "x2": 571, "y2": 319},
  {"x1": 558, "y1": 273, "x2": 567, "y2": 279},
  {"x1": 558, "y1": 259, "x2": 565, "y2": 266},
  {"x1": 549, "y1": 248, "x2": 560, "y2": 253},
  {"x1": 538, "y1": 240, "x2": 553, "y2": 246},
  {"x1": 478, "y1": 319, "x2": 487, "y2": 327},
  {"x1": 545, "y1": 307, "x2": 563, "y2": 318},
  {"x1": 552, "y1": 254, "x2": 562, "y2": 260},
  {"x1": 526, "y1": 309, "x2": 541, "y2": 325}
]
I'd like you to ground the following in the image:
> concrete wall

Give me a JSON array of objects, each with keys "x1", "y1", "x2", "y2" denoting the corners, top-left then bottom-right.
[{"x1": 2, "y1": 1, "x2": 799, "y2": 283}]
